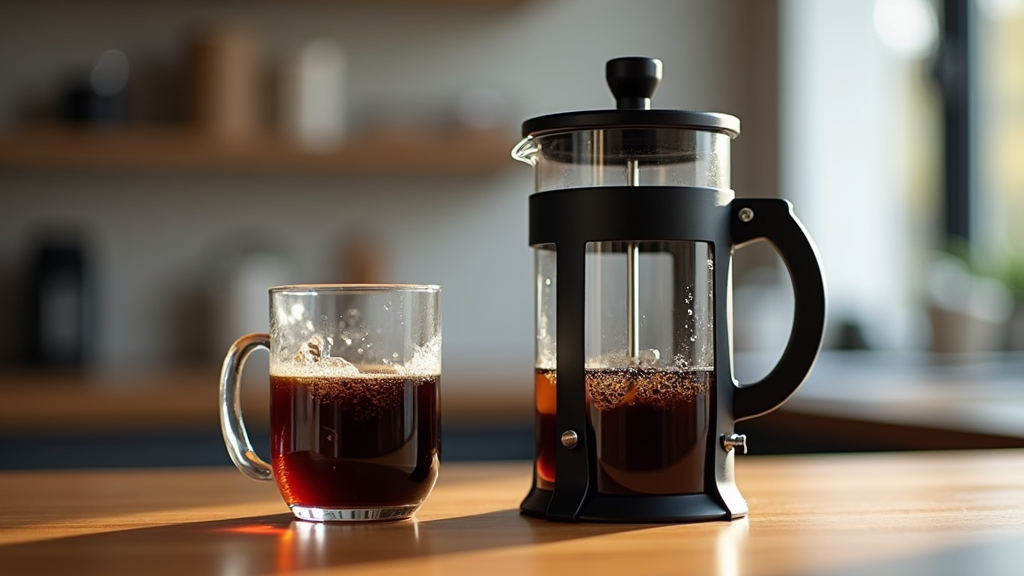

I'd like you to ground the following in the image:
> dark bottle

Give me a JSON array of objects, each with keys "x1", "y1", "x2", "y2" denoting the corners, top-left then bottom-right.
[
  {"x1": 64, "y1": 50, "x2": 130, "y2": 124},
  {"x1": 27, "y1": 237, "x2": 92, "y2": 367}
]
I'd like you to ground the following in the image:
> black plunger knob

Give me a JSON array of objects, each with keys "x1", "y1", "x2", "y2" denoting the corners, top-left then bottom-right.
[{"x1": 606, "y1": 57, "x2": 663, "y2": 110}]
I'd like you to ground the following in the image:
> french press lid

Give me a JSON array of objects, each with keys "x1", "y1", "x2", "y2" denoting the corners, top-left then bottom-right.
[{"x1": 521, "y1": 57, "x2": 741, "y2": 138}]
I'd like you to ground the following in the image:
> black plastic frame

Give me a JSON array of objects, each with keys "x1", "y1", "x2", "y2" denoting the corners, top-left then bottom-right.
[
  {"x1": 935, "y1": 0, "x2": 977, "y2": 246},
  {"x1": 522, "y1": 110, "x2": 741, "y2": 139},
  {"x1": 522, "y1": 186, "x2": 826, "y2": 523}
]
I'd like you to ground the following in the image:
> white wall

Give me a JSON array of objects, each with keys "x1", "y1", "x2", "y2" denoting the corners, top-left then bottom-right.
[
  {"x1": 780, "y1": 0, "x2": 917, "y2": 349},
  {"x1": 0, "y1": 0, "x2": 776, "y2": 391}
]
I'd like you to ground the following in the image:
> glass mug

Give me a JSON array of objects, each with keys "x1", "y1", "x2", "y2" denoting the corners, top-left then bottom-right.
[{"x1": 219, "y1": 284, "x2": 442, "y2": 521}]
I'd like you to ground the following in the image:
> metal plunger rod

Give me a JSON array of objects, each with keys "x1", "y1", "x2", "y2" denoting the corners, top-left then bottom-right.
[
  {"x1": 626, "y1": 159, "x2": 640, "y2": 359},
  {"x1": 626, "y1": 242, "x2": 640, "y2": 359}
]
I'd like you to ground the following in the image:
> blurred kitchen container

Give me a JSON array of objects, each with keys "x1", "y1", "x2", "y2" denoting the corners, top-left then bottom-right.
[
  {"x1": 187, "y1": 24, "x2": 262, "y2": 144},
  {"x1": 64, "y1": 50, "x2": 130, "y2": 124},
  {"x1": 276, "y1": 38, "x2": 348, "y2": 152},
  {"x1": 207, "y1": 241, "x2": 292, "y2": 360},
  {"x1": 927, "y1": 255, "x2": 1014, "y2": 355},
  {"x1": 26, "y1": 232, "x2": 93, "y2": 368}
]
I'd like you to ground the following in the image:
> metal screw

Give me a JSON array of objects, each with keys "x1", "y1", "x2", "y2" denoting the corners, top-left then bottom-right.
[
  {"x1": 561, "y1": 430, "x2": 579, "y2": 449},
  {"x1": 738, "y1": 207, "x2": 755, "y2": 223},
  {"x1": 721, "y1": 433, "x2": 748, "y2": 454}
]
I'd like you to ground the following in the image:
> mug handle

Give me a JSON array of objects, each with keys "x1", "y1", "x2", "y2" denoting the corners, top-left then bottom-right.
[
  {"x1": 731, "y1": 198, "x2": 827, "y2": 422},
  {"x1": 219, "y1": 333, "x2": 274, "y2": 481}
]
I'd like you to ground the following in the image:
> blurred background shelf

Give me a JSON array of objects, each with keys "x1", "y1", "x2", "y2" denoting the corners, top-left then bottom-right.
[
  {"x1": 0, "y1": 368, "x2": 531, "y2": 432},
  {"x1": 0, "y1": 368, "x2": 533, "y2": 468},
  {"x1": 0, "y1": 368, "x2": 255, "y2": 432},
  {"x1": 3, "y1": 352, "x2": 1022, "y2": 470},
  {"x1": 0, "y1": 125, "x2": 512, "y2": 174}
]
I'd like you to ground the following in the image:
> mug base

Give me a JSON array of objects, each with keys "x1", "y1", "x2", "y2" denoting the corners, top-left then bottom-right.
[{"x1": 290, "y1": 504, "x2": 419, "y2": 522}]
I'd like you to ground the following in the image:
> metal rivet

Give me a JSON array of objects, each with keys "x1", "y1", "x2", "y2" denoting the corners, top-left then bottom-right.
[
  {"x1": 738, "y1": 207, "x2": 755, "y2": 223},
  {"x1": 721, "y1": 433, "x2": 748, "y2": 454},
  {"x1": 561, "y1": 430, "x2": 579, "y2": 449}
]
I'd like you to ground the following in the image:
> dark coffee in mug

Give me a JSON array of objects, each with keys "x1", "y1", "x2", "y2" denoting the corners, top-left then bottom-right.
[
  {"x1": 535, "y1": 367, "x2": 710, "y2": 495},
  {"x1": 221, "y1": 285, "x2": 441, "y2": 522},
  {"x1": 270, "y1": 370, "x2": 440, "y2": 509}
]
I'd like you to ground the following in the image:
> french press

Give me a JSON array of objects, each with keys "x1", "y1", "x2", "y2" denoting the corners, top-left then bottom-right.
[{"x1": 512, "y1": 57, "x2": 826, "y2": 523}]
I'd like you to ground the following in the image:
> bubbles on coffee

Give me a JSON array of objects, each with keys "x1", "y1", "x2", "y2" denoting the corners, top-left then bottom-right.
[
  {"x1": 583, "y1": 348, "x2": 709, "y2": 411},
  {"x1": 635, "y1": 348, "x2": 660, "y2": 368},
  {"x1": 399, "y1": 333, "x2": 442, "y2": 376},
  {"x1": 586, "y1": 367, "x2": 709, "y2": 411},
  {"x1": 293, "y1": 334, "x2": 324, "y2": 361},
  {"x1": 331, "y1": 308, "x2": 369, "y2": 358},
  {"x1": 289, "y1": 334, "x2": 360, "y2": 377},
  {"x1": 278, "y1": 332, "x2": 440, "y2": 379},
  {"x1": 275, "y1": 332, "x2": 440, "y2": 418},
  {"x1": 587, "y1": 348, "x2": 662, "y2": 371}
]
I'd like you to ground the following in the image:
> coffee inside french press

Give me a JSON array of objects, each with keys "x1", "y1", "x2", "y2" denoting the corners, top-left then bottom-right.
[{"x1": 514, "y1": 57, "x2": 826, "y2": 522}]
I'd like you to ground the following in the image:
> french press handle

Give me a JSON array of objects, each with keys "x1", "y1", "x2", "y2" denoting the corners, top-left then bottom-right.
[{"x1": 731, "y1": 198, "x2": 827, "y2": 421}]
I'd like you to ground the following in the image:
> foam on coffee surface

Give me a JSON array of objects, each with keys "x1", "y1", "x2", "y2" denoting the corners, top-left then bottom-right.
[
  {"x1": 586, "y1": 367, "x2": 711, "y2": 411},
  {"x1": 273, "y1": 334, "x2": 440, "y2": 378},
  {"x1": 278, "y1": 372, "x2": 431, "y2": 413},
  {"x1": 270, "y1": 334, "x2": 440, "y2": 414},
  {"x1": 271, "y1": 337, "x2": 440, "y2": 417}
]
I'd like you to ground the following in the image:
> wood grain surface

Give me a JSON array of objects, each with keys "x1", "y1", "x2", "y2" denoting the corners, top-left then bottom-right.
[{"x1": 2, "y1": 451, "x2": 1024, "y2": 575}]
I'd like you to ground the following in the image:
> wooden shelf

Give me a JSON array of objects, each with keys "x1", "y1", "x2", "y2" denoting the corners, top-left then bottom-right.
[
  {"x1": 0, "y1": 125, "x2": 514, "y2": 175},
  {"x1": 0, "y1": 368, "x2": 530, "y2": 432}
]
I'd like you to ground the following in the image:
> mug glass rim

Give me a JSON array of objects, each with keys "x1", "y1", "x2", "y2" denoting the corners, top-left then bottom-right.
[{"x1": 270, "y1": 283, "x2": 441, "y2": 295}]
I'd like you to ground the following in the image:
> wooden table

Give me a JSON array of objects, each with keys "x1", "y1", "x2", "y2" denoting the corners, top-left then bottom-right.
[{"x1": 3, "y1": 451, "x2": 1024, "y2": 575}]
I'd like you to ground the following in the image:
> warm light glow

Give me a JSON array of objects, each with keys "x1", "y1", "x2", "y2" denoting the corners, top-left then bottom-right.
[
  {"x1": 277, "y1": 523, "x2": 296, "y2": 573},
  {"x1": 214, "y1": 524, "x2": 290, "y2": 536},
  {"x1": 716, "y1": 518, "x2": 749, "y2": 576}
]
